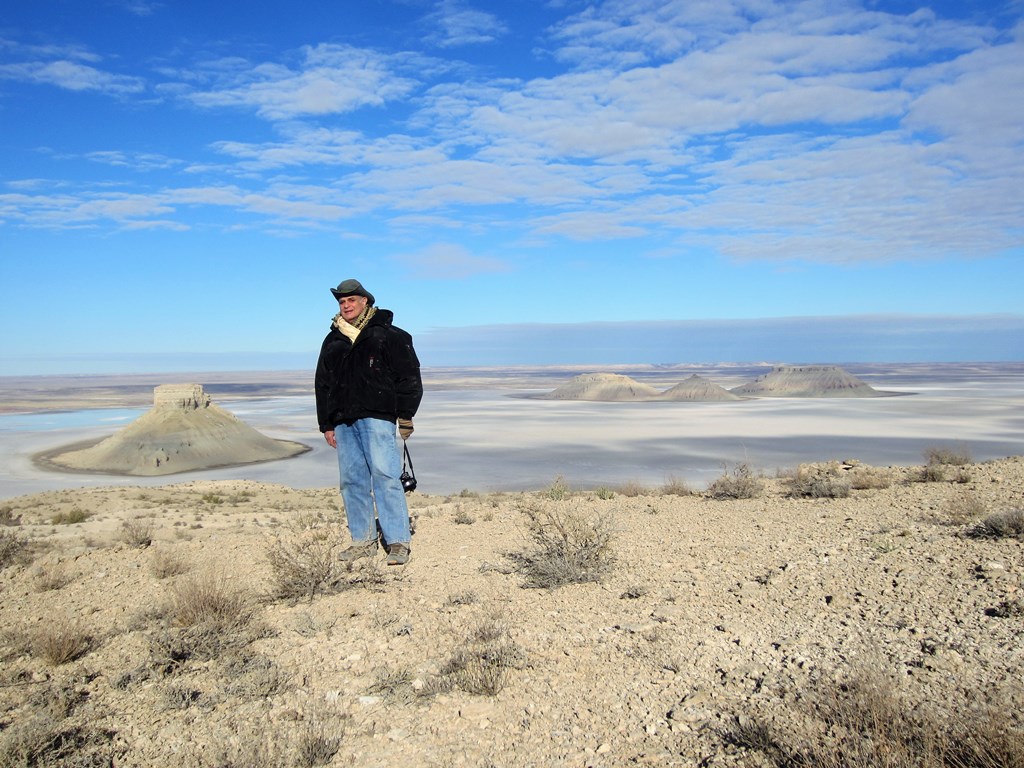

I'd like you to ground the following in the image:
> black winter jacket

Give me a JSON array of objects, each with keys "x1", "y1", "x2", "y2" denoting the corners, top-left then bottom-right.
[{"x1": 314, "y1": 309, "x2": 423, "y2": 432}]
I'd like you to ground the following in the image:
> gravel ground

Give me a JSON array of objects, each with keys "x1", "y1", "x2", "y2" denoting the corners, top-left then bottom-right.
[{"x1": 1, "y1": 457, "x2": 1022, "y2": 766}]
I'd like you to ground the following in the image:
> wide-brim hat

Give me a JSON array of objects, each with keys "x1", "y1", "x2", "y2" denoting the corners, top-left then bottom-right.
[{"x1": 330, "y1": 279, "x2": 374, "y2": 306}]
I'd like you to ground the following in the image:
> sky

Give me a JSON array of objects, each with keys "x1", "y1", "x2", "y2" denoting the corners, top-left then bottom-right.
[{"x1": 1, "y1": 0, "x2": 1022, "y2": 375}]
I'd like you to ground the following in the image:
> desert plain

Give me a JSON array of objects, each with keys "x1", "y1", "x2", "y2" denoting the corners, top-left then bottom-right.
[{"x1": 1, "y1": 363, "x2": 1022, "y2": 766}]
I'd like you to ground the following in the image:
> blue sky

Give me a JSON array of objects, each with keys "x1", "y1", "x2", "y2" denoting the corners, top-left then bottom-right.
[{"x1": 1, "y1": 0, "x2": 1022, "y2": 374}]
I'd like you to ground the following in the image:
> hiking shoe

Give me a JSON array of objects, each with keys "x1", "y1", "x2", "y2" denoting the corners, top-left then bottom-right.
[
  {"x1": 338, "y1": 541, "x2": 377, "y2": 563},
  {"x1": 385, "y1": 543, "x2": 410, "y2": 566}
]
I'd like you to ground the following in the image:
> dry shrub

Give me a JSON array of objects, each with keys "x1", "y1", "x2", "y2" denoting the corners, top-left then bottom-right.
[
  {"x1": 119, "y1": 518, "x2": 154, "y2": 548},
  {"x1": 31, "y1": 562, "x2": 72, "y2": 592},
  {"x1": 171, "y1": 571, "x2": 253, "y2": 629},
  {"x1": 445, "y1": 590, "x2": 479, "y2": 607},
  {"x1": 849, "y1": 465, "x2": 893, "y2": 490},
  {"x1": 198, "y1": 725, "x2": 282, "y2": 768},
  {"x1": 366, "y1": 665, "x2": 417, "y2": 703},
  {"x1": 786, "y1": 463, "x2": 852, "y2": 499},
  {"x1": 0, "y1": 505, "x2": 20, "y2": 525},
  {"x1": 917, "y1": 463, "x2": 948, "y2": 483},
  {"x1": 615, "y1": 480, "x2": 651, "y2": 497},
  {"x1": 223, "y1": 652, "x2": 291, "y2": 700},
  {"x1": 925, "y1": 445, "x2": 973, "y2": 466},
  {"x1": 727, "y1": 664, "x2": 1024, "y2": 767},
  {"x1": 50, "y1": 508, "x2": 91, "y2": 525},
  {"x1": 542, "y1": 475, "x2": 572, "y2": 500},
  {"x1": 31, "y1": 622, "x2": 94, "y2": 666},
  {"x1": 159, "y1": 684, "x2": 202, "y2": 711},
  {"x1": 426, "y1": 613, "x2": 525, "y2": 698},
  {"x1": 151, "y1": 571, "x2": 263, "y2": 669},
  {"x1": 0, "y1": 530, "x2": 31, "y2": 570},
  {"x1": 660, "y1": 476, "x2": 693, "y2": 496},
  {"x1": 968, "y1": 509, "x2": 1024, "y2": 540},
  {"x1": 266, "y1": 523, "x2": 348, "y2": 601},
  {"x1": 0, "y1": 714, "x2": 120, "y2": 768},
  {"x1": 707, "y1": 463, "x2": 764, "y2": 500},
  {"x1": 508, "y1": 500, "x2": 615, "y2": 588},
  {"x1": 149, "y1": 547, "x2": 190, "y2": 579},
  {"x1": 294, "y1": 718, "x2": 344, "y2": 768},
  {"x1": 452, "y1": 508, "x2": 476, "y2": 525},
  {"x1": 938, "y1": 492, "x2": 988, "y2": 526}
]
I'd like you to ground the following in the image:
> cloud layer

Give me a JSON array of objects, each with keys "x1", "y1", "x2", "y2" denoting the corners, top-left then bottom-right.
[{"x1": 1, "y1": 1, "x2": 1021, "y2": 268}]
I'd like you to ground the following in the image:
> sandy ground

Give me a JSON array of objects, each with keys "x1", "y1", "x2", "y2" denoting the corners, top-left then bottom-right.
[{"x1": 1, "y1": 456, "x2": 1022, "y2": 766}]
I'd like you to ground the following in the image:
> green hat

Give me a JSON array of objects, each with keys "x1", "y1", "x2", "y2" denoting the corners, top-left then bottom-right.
[{"x1": 330, "y1": 279, "x2": 374, "y2": 306}]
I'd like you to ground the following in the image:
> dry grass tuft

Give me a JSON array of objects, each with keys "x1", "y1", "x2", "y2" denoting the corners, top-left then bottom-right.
[
  {"x1": 848, "y1": 465, "x2": 894, "y2": 490},
  {"x1": 445, "y1": 590, "x2": 479, "y2": 607},
  {"x1": 426, "y1": 612, "x2": 525, "y2": 698},
  {"x1": 615, "y1": 480, "x2": 651, "y2": 497},
  {"x1": 924, "y1": 445, "x2": 973, "y2": 466},
  {"x1": 119, "y1": 518, "x2": 154, "y2": 548},
  {"x1": 968, "y1": 509, "x2": 1024, "y2": 540},
  {"x1": 0, "y1": 715, "x2": 120, "y2": 768},
  {"x1": 726, "y1": 664, "x2": 1024, "y2": 767},
  {"x1": 170, "y1": 571, "x2": 254, "y2": 630},
  {"x1": 786, "y1": 463, "x2": 852, "y2": 499},
  {"x1": 541, "y1": 475, "x2": 573, "y2": 500},
  {"x1": 707, "y1": 463, "x2": 764, "y2": 499},
  {"x1": 31, "y1": 562, "x2": 72, "y2": 592},
  {"x1": 0, "y1": 505, "x2": 20, "y2": 526},
  {"x1": 294, "y1": 717, "x2": 344, "y2": 768},
  {"x1": 366, "y1": 665, "x2": 417, "y2": 703},
  {"x1": 936, "y1": 492, "x2": 988, "y2": 526},
  {"x1": 150, "y1": 571, "x2": 265, "y2": 670},
  {"x1": 508, "y1": 500, "x2": 615, "y2": 588},
  {"x1": 265, "y1": 522, "x2": 348, "y2": 601},
  {"x1": 149, "y1": 547, "x2": 190, "y2": 579},
  {"x1": 50, "y1": 508, "x2": 91, "y2": 525},
  {"x1": 660, "y1": 476, "x2": 693, "y2": 497},
  {"x1": 0, "y1": 530, "x2": 31, "y2": 570},
  {"x1": 30, "y1": 621, "x2": 95, "y2": 666},
  {"x1": 915, "y1": 463, "x2": 947, "y2": 482},
  {"x1": 452, "y1": 507, "x2": 476, "y2": 525},
  {"x1": 223, "y1": 652, "x2": 292, "y2": 701}
]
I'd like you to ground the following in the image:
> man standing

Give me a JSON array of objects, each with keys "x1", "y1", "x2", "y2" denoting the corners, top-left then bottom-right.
[{"x1": 315, "y1": 279, "x2": 422, "y2": 566}]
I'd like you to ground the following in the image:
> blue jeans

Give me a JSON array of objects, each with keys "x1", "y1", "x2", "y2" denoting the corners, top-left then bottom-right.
[{"x1": 335, "y1": 418, "x2": 411, "y2": 547}]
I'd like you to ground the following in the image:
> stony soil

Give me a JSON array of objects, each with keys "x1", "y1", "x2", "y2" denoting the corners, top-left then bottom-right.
[{"x1": 1, "y1": 457, "x2": 1022, "y2": 767}]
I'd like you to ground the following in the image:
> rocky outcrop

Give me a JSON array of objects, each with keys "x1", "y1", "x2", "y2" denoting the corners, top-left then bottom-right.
[
  {"x1": 44, "y1": 385, "x2": 308, "y2": 476},
  {"x1": 730, "y1": 365, "x2": 881, "y2": 397}
]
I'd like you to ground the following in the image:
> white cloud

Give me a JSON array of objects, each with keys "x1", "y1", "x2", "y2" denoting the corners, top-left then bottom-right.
[
  {"x1": 2, "y1": 3, "x2": 1021, "y2": 267},
  {"x1": 0, "y1": 59, "x2": 144, "y2": 94},
  {"x1": 423, "y1": 0, "x2": 508, "y2": 48},
  {"x1": 184, "y1": 44, "x2": 424, "y2": 119},
  {"x1": 392, "y1": 242, "x2": 511, "y2": 278}
]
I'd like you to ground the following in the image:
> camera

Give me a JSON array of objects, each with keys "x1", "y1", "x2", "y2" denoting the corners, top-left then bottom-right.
[{"x1": 401, "y1": 471, "x2": 417, "y2": 493}]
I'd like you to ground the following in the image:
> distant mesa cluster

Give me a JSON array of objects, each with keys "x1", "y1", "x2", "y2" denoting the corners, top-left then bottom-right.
[
  {"x1": 41, "y1": 384, "x2": 309, "y2": 477},
  {"x1": 537, "y1": 365, "x2": 892, "y2": 402}
]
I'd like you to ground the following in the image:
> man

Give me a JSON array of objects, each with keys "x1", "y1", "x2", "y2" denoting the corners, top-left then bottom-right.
[{"x1": 315, "y1": 279, "x2": 423, "y2": 566}]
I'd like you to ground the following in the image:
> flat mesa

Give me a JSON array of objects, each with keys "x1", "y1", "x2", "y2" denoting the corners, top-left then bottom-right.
[
  {"x1": 39, "y1": 384, "x2": 309, "y2": 476},
  {"x1": 729, "y1": 365, "x2": 887, "y2": 398}
]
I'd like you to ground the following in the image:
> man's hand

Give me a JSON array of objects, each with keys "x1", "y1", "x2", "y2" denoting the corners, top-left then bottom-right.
[
  {"x1": 398, "y1": 418, "x2": 414, "y2": 440},
  {"x1": 324, "y1": 430, "x2": 337, "y2": 449}
]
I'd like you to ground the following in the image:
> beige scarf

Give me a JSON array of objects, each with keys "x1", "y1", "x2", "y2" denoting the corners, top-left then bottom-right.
[{"x1": 332, "y1": 305, "x2": 376, "y2": 343}]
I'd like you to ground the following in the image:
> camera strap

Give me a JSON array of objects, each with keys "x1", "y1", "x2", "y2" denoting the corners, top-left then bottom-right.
[{"x1": 402, "y1": 442, "x2": 415, "y2": 480}]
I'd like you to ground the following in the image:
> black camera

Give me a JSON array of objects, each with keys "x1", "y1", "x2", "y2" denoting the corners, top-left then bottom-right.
[{"x1": 399, "y1": 442, "x2": 417, "y2": 493}]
